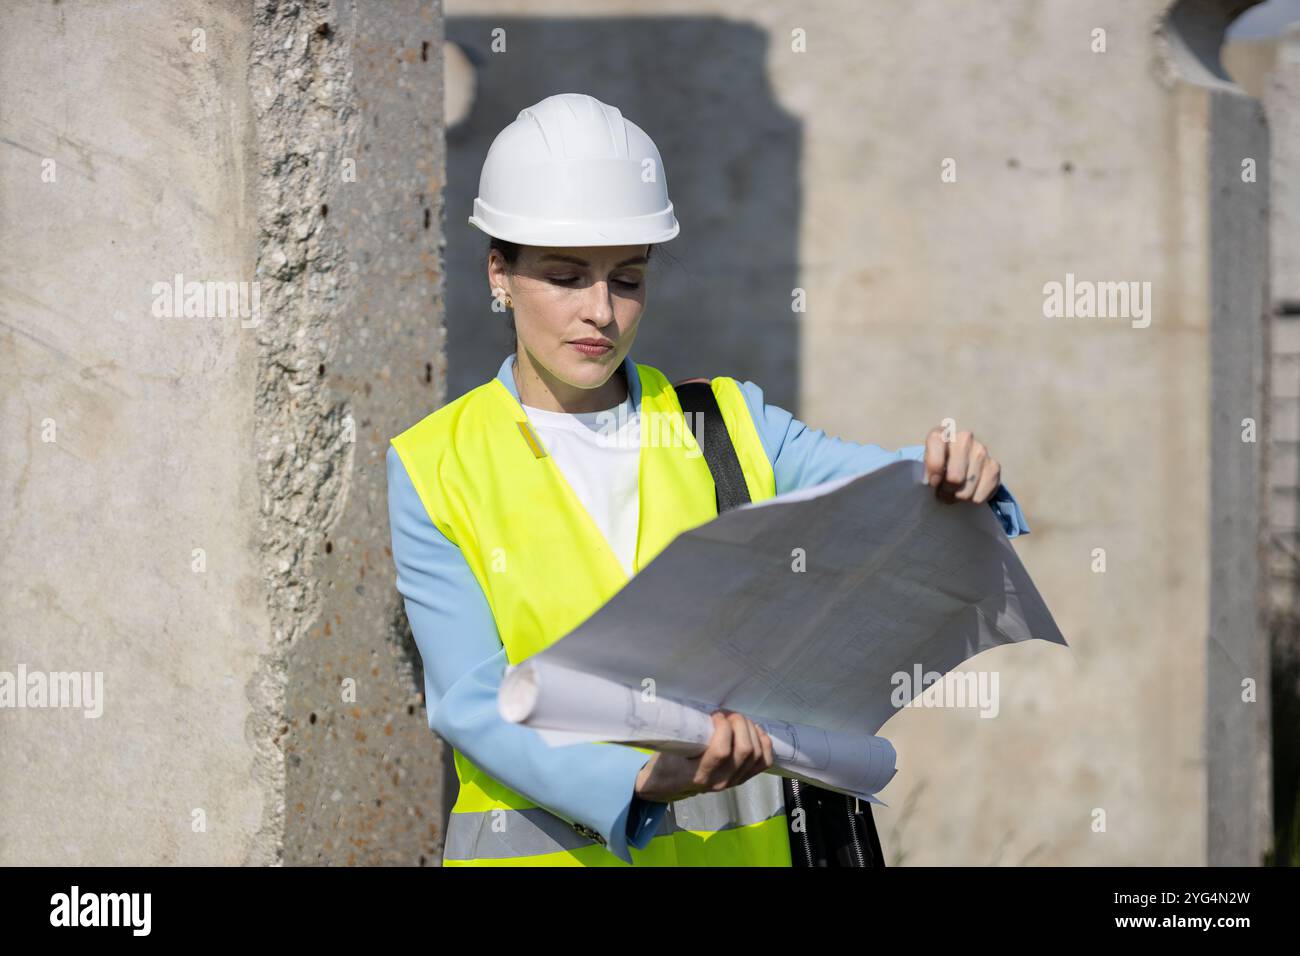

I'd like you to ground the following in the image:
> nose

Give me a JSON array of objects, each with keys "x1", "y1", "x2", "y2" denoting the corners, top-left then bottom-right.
[{"x1": 579, "y1": 278, "x2": 617, "y2": 326}]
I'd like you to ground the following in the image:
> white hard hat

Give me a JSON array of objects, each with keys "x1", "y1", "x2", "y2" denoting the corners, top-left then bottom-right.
[{"x1": 468, "y1": 92, "x2": 680, "y2": 247}]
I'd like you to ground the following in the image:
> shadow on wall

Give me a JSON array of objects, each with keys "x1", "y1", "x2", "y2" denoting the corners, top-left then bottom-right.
[
  {"x1": 443, "y1": 17, "x2": 803, "y2": 412},
  {"x1": 437, "y1": 15, "x2": 801, "y2": 844}
]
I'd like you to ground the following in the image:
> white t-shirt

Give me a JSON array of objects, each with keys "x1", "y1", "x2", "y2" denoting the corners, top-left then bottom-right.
[{"x1": 520, "y1": 393, "x2": 641, "y2": 577}]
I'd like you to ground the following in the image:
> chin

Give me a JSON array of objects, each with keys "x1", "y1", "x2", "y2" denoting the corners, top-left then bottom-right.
[
  {"x1": 563, "y1": 365, "x2": 617, "y2": 391},
  {"x1": 556, "y1": 351, "x2": 619, "y2": 385}
]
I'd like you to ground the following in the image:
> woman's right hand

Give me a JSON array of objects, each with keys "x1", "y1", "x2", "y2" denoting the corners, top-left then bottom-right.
[{"x1": 633, "y1": 710, "x2": 774, "y2": 803}]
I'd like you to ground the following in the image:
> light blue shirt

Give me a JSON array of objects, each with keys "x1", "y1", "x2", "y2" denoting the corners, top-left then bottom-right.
[{"x1": 386, "y1": 351, "x2": 1030, "y2": 864}]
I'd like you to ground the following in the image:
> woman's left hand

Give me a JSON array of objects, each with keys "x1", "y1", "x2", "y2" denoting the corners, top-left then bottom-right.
[{"x1": 923, "y1": 425, "x2": 1002, "y2": 505}]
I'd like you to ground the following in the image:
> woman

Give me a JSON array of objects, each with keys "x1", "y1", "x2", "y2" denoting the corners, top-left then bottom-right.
[{"x1": 386, "y1": 93, "x2": 1029, "y2": 867}]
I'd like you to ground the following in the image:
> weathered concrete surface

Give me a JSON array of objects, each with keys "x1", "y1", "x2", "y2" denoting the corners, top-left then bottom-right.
[
  {"x1": 1225, "y1": 21, "x2": 1300, "y2": 864},
  {"x1": 0, "y1": 0, "x2": 271, "y2": 864},
  {"x1": 258, "y1": 0, "x2": 449, "y2": 866},
  {"x1": 445, "y1": 0, "x2": 1273, "y2": 864},
  {"x1": 1226, "y1": 27, "x2": 1300, "y2": 615},
  {"x1": 0, "y1": 0, "x2": 444, "y2": 864},
  {"x1": 1207, "y1": 84, "x2": 1271, "y2": 867}
]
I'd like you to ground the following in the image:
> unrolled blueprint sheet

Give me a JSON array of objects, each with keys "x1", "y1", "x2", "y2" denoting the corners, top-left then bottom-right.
[{"x1": 500, "y1": 458, "x2": 1067, "y2": 794}]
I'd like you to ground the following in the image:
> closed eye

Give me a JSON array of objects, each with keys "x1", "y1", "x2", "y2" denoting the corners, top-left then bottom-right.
[{"x1": 548, "y1": 275, "x2": 642, "y2": 290}]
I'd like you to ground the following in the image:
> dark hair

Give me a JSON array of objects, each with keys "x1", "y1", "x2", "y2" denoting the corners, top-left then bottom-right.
[{"x1": 486, "y1": 237, "x2": 655, "y2": 336}]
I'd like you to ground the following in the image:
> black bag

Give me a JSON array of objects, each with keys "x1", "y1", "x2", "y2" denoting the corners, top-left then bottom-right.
[{"x1": 674, "y1": 379, "x2": 886, "y2": 868}]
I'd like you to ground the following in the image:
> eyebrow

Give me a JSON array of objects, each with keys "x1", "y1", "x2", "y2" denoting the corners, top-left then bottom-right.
[{"x1": 535, "y1": 253, "x2": 648, "y2": 268}]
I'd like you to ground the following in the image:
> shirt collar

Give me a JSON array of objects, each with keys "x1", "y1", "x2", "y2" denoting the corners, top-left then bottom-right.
[{"x1": 496, "y1": 350, "x2": 641, "y2": 409}]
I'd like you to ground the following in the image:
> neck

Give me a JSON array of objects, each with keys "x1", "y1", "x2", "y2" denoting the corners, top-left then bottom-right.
[{"x1": 514, "y1": 347, "x2": 629, "y2": 413}]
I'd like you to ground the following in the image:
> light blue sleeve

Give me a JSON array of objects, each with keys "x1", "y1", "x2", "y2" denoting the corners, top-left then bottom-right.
[
  {"x1": 386, "y1": 446, "x2": 670, "y2": 863},
  {"x1": 735, "y1": 380, "x2": 1030, "y2": 537}
]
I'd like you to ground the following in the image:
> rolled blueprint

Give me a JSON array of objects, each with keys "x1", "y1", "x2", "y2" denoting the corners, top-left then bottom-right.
[{"x1": 499, "y1": 657, "x2": 897, "y2": 803}]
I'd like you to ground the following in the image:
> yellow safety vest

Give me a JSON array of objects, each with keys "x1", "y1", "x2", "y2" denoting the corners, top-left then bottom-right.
[{"x1": 390, "y1": 361, "x2": 792, "y2": 866}]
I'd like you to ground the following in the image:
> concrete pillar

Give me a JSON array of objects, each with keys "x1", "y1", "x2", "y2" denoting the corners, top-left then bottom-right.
[
  {"x1": 1226, "y1": 17, "x2": 1300, "y2": 866},
  {"x1": 0, "y1": 0, "x2": 446, "y2": 864}
]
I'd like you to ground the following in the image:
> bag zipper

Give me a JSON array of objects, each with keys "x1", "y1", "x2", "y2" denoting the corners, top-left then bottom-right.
[
  {"x1": 788, "y1": 779, "x2": 815, "y2": 866},
  {"x1": 844, "y1": 794, "x2": 867, "y2": 867}
]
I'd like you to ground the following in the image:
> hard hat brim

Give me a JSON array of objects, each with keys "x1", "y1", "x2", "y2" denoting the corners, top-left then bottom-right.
[{"x1": 468, "y1": 204, "x2": 680, "y2": 248}]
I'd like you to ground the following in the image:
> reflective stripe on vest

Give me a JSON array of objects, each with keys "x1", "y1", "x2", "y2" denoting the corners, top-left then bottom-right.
[
  {"x1": 392, "y1": 362, "x2": 790, "y2": 866},
  {"x1": 444, "y1": 773, "x2": 788, "y2": 866}
]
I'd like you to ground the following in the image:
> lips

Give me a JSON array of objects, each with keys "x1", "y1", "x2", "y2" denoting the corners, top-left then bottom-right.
[{"x1": 569, "y1": 339, "x2": 614, "y2": 356}]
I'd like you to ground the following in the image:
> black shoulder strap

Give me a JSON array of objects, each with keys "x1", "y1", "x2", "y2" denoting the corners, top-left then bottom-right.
[
  {"x1": 672, "y1": 376, "x2": 886, "y2": 869},
  {"x1": 673, "y1": 381, "x2": 752, "y2": 514}
]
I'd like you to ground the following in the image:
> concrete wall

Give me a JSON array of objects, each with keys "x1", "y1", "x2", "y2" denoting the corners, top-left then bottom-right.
[
  {"x1": 444, "y1": 0, "x2": 1273, "y2": 864},
  {"x1": 0, "y1": 0, "x2": 444, "y2": 864},
  {"x1": 1225, "y1": 19, "x2": 1300, "y2": 864},
  {"x1": 1227, "y1": 26, "x2": 1300, "y2": 619},
  {"x1": 1, "y1": 0, "x2": 1276, "y2": 868}
]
